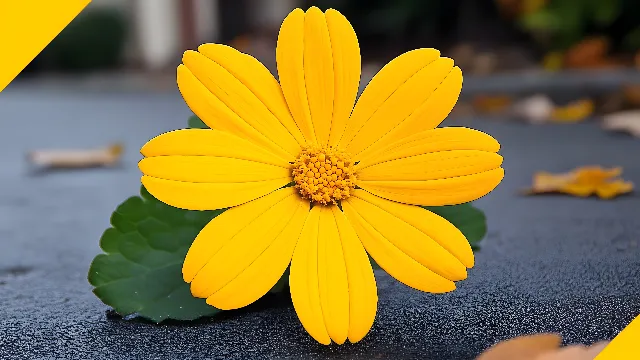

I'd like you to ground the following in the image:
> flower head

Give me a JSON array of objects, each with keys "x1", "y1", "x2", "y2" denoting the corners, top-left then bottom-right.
[{"x1": 138, "y1": 6, "x2": 504, "y2": 345}]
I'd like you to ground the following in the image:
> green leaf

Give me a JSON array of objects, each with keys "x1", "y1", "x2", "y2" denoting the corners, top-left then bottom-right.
[
  {"x1": 623, "y1": 26, "x2": 640, "y2": 50},
  {"x1": 89, "y1": 114, "x2": 294, "y2": 323},
  {"x1": 187, "y1": 115, "x2": 208, "y2": 129},
  {"x1": 89, "y1": 187, "x2": 227, "y2": 322},
  {"x1": 519, "y1": 9, "x2": 563, "y2": 32},
  {"x1": 422, "y1": 202, "x2": 488, "y2": 250},
  {"x1": 89, "y1": 184, "x2": 290, "y2": 323},
  {"x1": 589, "y1": 0, "x2": 621, "y2": 26}
]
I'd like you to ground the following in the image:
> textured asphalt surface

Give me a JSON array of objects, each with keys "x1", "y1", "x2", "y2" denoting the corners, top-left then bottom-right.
[{"x1": 0, "y1": 87, "x2": 639, "y2": 360}]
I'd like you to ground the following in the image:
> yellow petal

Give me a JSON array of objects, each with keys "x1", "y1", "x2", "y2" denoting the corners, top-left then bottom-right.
[
  {"x1": 331, "y1": 206, "x2": 377, "y2": 343},
  {"x1": 342, "y1": 48, "x2": 441, "y2": 149},
  {"x1": 289, "y1": 205, "x2": 376, "y2": 345},
  {"x1": 357, "y1": 149, "x2": 502, "y2": 182},
  {"x1": 198, "y1": 43, "x2": 308, "y2": 148},
  {"x1": 289, "y1": 206, "x2": 331, "y2": 345},
  {"x1": 142, "y1": 173, "x2": 290, "y2": 210},
  {"x1": 139, "y1": 129, "x2": 292, "y2": 211},
  {"x1": 343, "y1": 190, "x2": 473, "y2": 292},
  {"x1": 277, "y1": 8, "x2": 316, "y2": 145},
  {"x1": 180, "y1": 49, "x2": 301, "y2": 156},
  {"x1": 342, "y1": 199, "x2": 455, "y2": 293},
  {"x1": 140, "y1": 129, "x2": 288, "y2": 168},
  {"x1": 205, "y1": 195, "x2": 307, "y2": 309},
  {"x1": 356, "y1": 127, "x2": 500, "y2": 169},
  {"x1": 185, "y1": 189, "x2": 308, "y2": 309},
  {"x1": 317, "y1": 206, "x2": 349, "y2": 344},
  {"x1": 301, "y1": 7, "x2": 334, "y2": 147},
  {"x1": 353, "y1": 190, "x2": 473, "y2": 268},
  {"x1": 277, "y1": 7, "x2": 361, "y2": 148},
  {"x1": 177, "y1": 63, "x2": 294, "y2": 162},
  {"x1": 139, "y1": 156, "x2": 290, "y2": 183},
  {"x1": 358, "y1": 168, "x2": 505, "y2": 206},
  {"x1": 138, "y1": 129, "x2": 291, "y2": 210},
  {"x1": 358, "y1": 66, "x2": 463, "y2": 160},
  {"x1": 325, "y1": 9, "x2": 361, "y2": 148},
  {"x1": 183, "y1": 187, "x2": 301, "y2": 286},
  {"x1": 339, "y1": 48, "x2": 462, "y2": 158},
  {"x1": 345, "y1": 57, "x2": 455, "y2": 157}
]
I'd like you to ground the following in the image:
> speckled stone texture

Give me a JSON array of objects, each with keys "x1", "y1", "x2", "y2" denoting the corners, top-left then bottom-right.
[{"x1": 0, "y1": 88, "x2": 639, "y2": 360}]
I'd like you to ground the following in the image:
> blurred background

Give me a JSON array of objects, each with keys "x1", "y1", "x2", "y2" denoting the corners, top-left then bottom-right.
[
  {"x1": 10, "y1": 0, "x2": 640, "y2": 122},
  {"x1": 14, "y1": 0, "x2": 640, "y2": 77},
  {"x1": 1, "y1": 3, "x2": 639, "y2": 358}
]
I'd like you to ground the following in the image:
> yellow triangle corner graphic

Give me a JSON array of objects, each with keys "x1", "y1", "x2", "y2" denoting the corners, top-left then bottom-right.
[
  {"x1": 596, "y1": 314, "x2": 640, "y2": 359},
  {"x1": 0, "y1": 0, "x2": 92, "y2": 93}
]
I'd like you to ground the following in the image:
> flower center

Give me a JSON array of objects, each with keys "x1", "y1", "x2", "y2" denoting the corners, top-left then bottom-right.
[{"x1": 292, "y1": 146, "x2": 357, "y2": 205}]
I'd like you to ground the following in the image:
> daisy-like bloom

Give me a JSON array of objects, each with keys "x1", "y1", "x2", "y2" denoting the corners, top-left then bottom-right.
[{"x1": 138, "y1": 7, "x2": 504, "y2": 345}]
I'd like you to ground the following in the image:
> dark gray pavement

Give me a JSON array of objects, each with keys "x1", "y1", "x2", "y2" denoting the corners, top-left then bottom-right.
[{"x1": 0, "y1": 87, "x2": 639, "y2": 360}]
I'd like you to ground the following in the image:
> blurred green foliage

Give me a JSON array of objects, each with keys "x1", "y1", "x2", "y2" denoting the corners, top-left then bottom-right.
[
  {"x1": 518, "y1": 0, "x2": 640, "y2": 51},
  {"x1": 33, "y1": 8, "x2": 128, "y2": 72}
]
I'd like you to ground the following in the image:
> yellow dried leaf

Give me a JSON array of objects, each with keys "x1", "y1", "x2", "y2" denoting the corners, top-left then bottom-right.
[
  {"x1": 523, "y1": 166, "x2": 634, "y2": 199},
  {"x1": 476, "y1": 333, "x2": 562, "y2": 360},
  {"x1": 550, "y1": 99, "x2": 594, "y2": 123}
]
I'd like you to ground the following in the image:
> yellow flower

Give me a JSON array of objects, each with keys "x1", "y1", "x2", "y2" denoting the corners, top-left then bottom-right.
[{"x1": 138, "y1": 7, "x2": 504, "y2": 345}]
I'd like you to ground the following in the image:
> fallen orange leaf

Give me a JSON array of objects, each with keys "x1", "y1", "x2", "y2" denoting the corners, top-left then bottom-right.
[
  {"x1": 476, "y1": 333, "x2": 562, "y2": 360},
  {"x1": 550, "y1": 99, "x2": 595, "y2": 123},
  {"x1": 563, "y1": 37, "x2": 610, "y2": 69},
  {"x1": 476, "y1": 333, "x2": 609, "y2": 360},
  {"x1": 534, "y1": 341, "x2": 610, "y2": 360},
  {"x1": 523, "y1": 166, "x2": 634, "y2": 199}
]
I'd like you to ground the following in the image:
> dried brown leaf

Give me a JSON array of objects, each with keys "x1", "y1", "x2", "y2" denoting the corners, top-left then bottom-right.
[
  {"x1": 477, "y1": 334, "x2": 610, "y2": 360},
  {"x1": 564, "y1": 37, "x2": 608, "y2": 67},
  {"x1": 534, "y1": 341, "x2": 610, "y2": 360},
  {"x1": 476, "y1": 333, "x2": 562, "y2": 360}
]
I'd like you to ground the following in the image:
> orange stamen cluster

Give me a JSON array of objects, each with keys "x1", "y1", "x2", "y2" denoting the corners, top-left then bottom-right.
[{"x1": 292, "y1": 146, "x2": 357, "y2": 205}]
